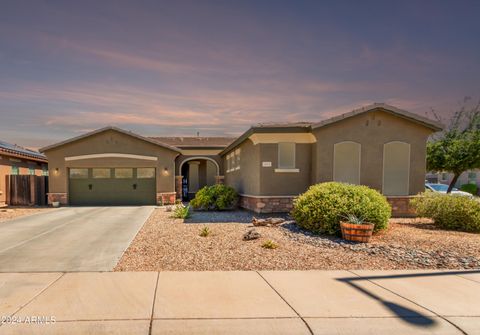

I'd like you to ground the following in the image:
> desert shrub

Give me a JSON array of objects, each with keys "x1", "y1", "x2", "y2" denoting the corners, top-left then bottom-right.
[
  {"x1": 199, "y1": 226, "x2": 211, "y2": 237},
  {"x1": 460, "y1": 183, "x2": 478, "y2": 195},
  {"x1": 261, "y1": 240, "x2": 278, "y2": 249},
  {"x1": 411, "y1": 192, "x2": 480, "y2": 232},
  {"x1": 291, "y1": 182, "x2": 391, "y2": 236},
  {"x1": 190, "y1": 184, "x2": 238, "y2": 210},
  {"x1": 172, "y1": 204, "x2": 191, "y2": 219}
]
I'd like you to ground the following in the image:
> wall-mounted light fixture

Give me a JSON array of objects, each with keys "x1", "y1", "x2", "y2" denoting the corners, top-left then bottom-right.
[
  {"x1": 162, "y1": 167, "x2": 169, "y2": 176},
  {"x1": 54, "y1": 168, "x2": 59, "y2": 175}
]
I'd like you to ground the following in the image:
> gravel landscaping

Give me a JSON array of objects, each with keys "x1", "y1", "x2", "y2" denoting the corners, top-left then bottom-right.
[
  {"x1": 0, "y1": 206, "x2": 52, "y2": 223},
  {"x1": 115, "y1": 208, "x2": 480, "y2": 271}
]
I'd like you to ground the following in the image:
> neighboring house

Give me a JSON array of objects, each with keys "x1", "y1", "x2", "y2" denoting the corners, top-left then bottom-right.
[
  {"x1": 40, "y1": 103, "x2": 442, "y2": 215},
  {"x1": 426, "y1": 170, "x2": 480, "y2": 192},
  {"x1": 0, "y1": 140, "x2": 48, "y2": 206}
]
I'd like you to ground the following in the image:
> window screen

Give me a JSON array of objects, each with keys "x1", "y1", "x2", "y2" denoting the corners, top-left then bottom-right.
[{"x1": 278, "y1": 142, "x2": 295, "y2": 169}]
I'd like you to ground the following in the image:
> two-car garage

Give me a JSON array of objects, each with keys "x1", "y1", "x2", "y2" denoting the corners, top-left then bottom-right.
[
  {"x1": 68, "y1": 167, "x2": 156, "y2": 205},
  {"x1": 40, "y1": 127, "x2": 180, "y2": 206}
]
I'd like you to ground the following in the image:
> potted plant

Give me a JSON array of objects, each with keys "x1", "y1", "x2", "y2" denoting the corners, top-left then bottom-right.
[{"x1": 340, "y1": 214, "x2": 374, "y2": 243}]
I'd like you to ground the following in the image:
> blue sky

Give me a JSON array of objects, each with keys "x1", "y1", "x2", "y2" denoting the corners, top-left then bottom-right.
[{"x1": 1, "y1": 0, "x2": 479, "y2": 148}]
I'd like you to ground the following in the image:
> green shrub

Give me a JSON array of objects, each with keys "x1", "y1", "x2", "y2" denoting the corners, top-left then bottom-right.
[
  {"x1": 460, "y1": 183, "x2": 478, "y2": 195},
  {"x1": 261, "y1": 240, "x2": 278, "y2": 249},
  {"x1": 411, "y1": 192, "x2": 480, "y2": 232},
  {"x1": 199, "y1": 226, "x2": 211, "y2": 237},
  {"x1": 291, "y1": 182, "x2": 391, "y2": 236},
  {"x1": 190, "y1": 184, "x2": 238, "y2": 210},
  {"x1": 172, "y1": 204, "x2": 191, "y2": 219}
]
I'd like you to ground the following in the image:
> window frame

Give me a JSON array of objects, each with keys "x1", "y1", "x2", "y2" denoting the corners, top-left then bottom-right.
[{"x1": 234, "y1": 149, "x2": 241, "y2": 171}]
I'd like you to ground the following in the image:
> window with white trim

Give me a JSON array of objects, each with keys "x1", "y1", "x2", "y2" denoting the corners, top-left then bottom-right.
[
  {"x1": 235, "y1": 149, "x2": 241, "y2": 170},
  {"x1": 278, "y1": 142, "x2": 295, "y2": 169},
  {"x1": 226, "y1": 153, "x2": 231, "y2": 172}
]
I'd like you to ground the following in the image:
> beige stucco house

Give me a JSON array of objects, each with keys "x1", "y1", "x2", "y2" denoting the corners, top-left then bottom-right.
[{"x1": 40, "y1": 103, "x2": 442, "y2": 215}]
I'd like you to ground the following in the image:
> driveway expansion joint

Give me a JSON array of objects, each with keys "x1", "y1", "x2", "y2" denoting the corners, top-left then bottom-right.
[
  {"x1": 10, "y1": 272, "x2": 65, "y2": 317},
  {"x1": 148, "y1": 272, "x2": 160, "y2": 335},
  {"x1": 255, "y1": 271, "x2": 314, "y2": 335}
]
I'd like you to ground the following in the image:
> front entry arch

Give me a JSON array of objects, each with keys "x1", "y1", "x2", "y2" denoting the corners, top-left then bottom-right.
[{"x1": 178, "y1": 157, "x2": 220, "y2": 200}]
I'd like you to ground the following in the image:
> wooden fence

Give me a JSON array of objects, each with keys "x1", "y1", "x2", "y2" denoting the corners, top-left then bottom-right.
[{"x1": 5, "y1": 175, "x2": 48, "y2": 206}]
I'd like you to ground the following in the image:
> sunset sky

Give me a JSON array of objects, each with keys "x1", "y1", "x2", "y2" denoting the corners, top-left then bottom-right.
[{"x1": 1, "y1": 0, "x2": 479, "y2": 148}]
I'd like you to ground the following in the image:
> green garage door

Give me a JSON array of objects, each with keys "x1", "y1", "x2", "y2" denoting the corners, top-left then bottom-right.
[{"x1": 69, "y1": 168, "x2": 156, "y2": 206}]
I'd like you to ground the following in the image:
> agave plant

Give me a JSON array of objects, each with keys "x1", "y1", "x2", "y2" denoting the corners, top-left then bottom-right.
[{"x1": 342, "y1": 213, "x2": 367, "y2": 225}]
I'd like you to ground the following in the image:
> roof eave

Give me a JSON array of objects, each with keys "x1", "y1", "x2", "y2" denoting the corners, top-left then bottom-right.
[
  {"x1": 0, "y1": 149, "x2": 47, "y2": 163},
  {"x1": 219, "y1": 125, "x2": 312, "y2": 156}
]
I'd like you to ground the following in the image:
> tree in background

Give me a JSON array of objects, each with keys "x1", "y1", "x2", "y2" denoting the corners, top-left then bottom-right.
[{"x1": 427, "y1": 97, "x2": 480, "y2": 193}]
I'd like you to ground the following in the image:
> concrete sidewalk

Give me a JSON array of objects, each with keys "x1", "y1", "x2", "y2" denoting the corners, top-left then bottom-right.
[{"x1": 0, "y1": 270, "x2": 479, "y2": 334}]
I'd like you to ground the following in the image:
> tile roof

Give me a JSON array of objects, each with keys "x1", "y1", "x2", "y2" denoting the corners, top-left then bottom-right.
[
  {"x1": 149, "y1": 137, "x2": 235, "y2": 148},
  {"x1": 0, "y1": 140, "x2": 47, "y2": 161}
]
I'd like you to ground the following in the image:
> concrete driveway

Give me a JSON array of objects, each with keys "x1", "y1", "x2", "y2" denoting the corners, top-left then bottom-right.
[{"x1": 0, "y1": 206, "x2": 154, "y2": 272}]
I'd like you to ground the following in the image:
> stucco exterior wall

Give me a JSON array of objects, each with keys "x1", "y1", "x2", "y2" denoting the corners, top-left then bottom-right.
[
  {"x1": 224, "y1": 139, "x2": 311, "y2": 197},
  {"x1": 44, "y1": 129, "x2": 178, "y2": 197},
  {"x1": 258, "y1": 143, "x2": 312, "y2": 196},
  {"x1": 312, "y1": 110, "x2": 433, "y2": 195},
  {"x1": 224, "y1": 139, "x2": 260, "y2": 195}
]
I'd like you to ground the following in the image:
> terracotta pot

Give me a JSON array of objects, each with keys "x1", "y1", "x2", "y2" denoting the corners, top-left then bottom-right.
[{"x1": 340, "y1": 221, "x2": 374, "y2": 243}]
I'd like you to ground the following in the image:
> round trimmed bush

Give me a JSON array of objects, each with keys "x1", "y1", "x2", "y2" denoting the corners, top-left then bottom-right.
[
  {"x1": 411, "y1": 192, "x2": 480, "y2": 232},
  {"x1": 190, "y1": 184, "x2": 238, "y2": 210},
  {"x1": 291, "y1": 182, "x2": 391, "y2": 235}
]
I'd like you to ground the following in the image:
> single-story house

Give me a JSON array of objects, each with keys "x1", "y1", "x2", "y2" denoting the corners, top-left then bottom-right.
[
  {"x1": 40, "y1": 103, "x2": 442, "y2": 215},
  {"x1": 0, "y1": 140, "x2": 48, "y2": 206}
]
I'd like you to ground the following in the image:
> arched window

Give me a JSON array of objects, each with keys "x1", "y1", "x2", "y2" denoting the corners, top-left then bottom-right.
[
  {"x1": 383, "y1": 141, "x2": 410, "y2": 195},
  {"x1": 333, "y1": 141, "x2": 361, "y2": 184}
]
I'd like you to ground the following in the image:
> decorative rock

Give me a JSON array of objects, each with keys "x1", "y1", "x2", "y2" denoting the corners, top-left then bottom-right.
[
  {"x1": 280, "y1": 222, "x2": 480, "y2": 269},
  {"x1": 252, "y1": 217, "x2": 285, "y2": 227},
  {"x1": 243, "y1": 229, "x2": 261, "y2": 241}
]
